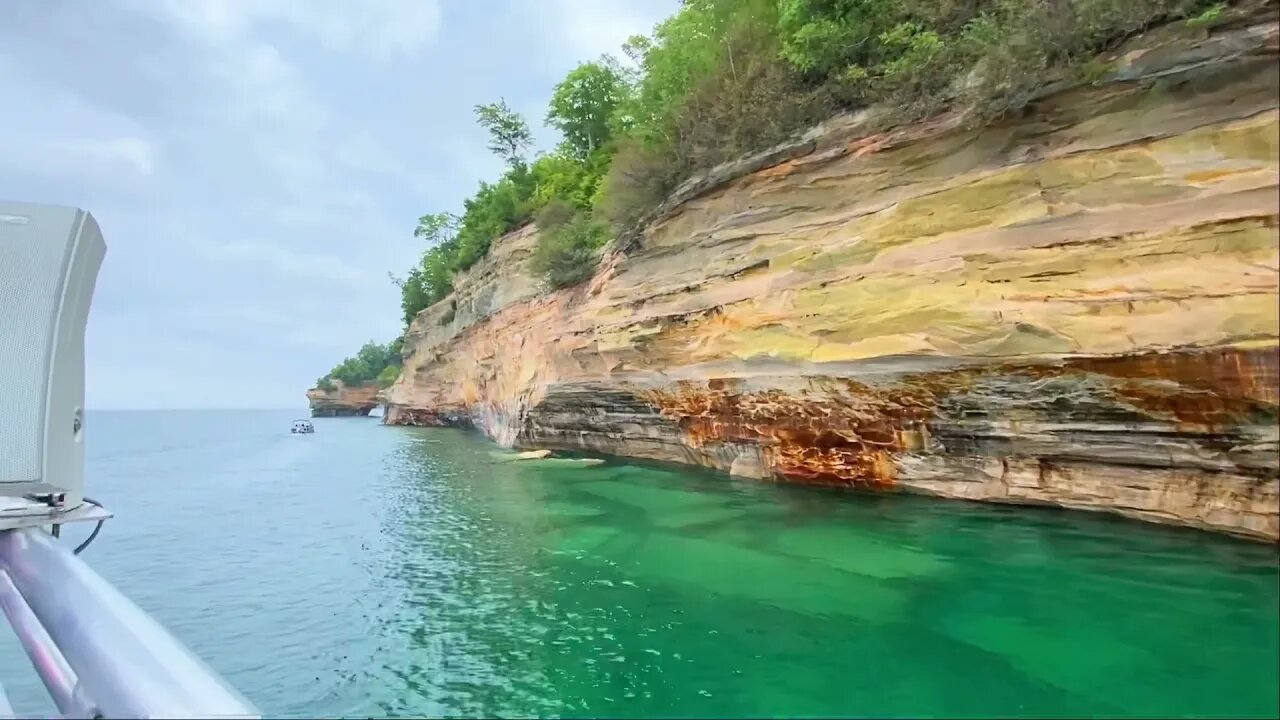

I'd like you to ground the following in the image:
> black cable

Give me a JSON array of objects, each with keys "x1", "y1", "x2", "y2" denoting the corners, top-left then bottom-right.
[{"x1": 73, "y1": 496, "x2": 106, "y2": 555}]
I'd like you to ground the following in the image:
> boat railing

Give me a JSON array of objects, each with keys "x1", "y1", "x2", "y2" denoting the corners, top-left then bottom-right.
[
  {"x1": 0, "y1": 201, "x2": 259, "y2": 718},
  {"x1": 0, "y1": 523, "x2": 260, "y2": 719}
]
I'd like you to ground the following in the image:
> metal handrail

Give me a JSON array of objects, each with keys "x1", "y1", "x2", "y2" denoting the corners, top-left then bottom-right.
[
  {"x1": 0, "y1": 527, "x2": 260, "y2": 718},
  {"x1": 0, "y1": 569, "x2": 86, "y2": 715}
]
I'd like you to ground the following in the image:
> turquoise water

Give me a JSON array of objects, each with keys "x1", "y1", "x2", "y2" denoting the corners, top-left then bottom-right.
[{"x1": 0, "y1": 410, "x2": 1276, "y2": 717}]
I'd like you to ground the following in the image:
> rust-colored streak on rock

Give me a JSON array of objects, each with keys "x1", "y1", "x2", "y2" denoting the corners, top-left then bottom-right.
[
  {"x1": 845, "y1": 129, "x2": 899, "y2": 158},
  {"x1": 643, "y1": 379, "x2": 935, "y2": 489},
  {"x1": 1066, "y1": 347, "x2": 1280, "y2": 425},
  {"x1": 752, "y1": 157, "x2": 806, "y2": 182},
  {"x1": 640, "y1": 346, "x2": 1278, "y2": 529},
  {"x1": 932, "y1": 347, "x2": 1280, "y2": 429}
]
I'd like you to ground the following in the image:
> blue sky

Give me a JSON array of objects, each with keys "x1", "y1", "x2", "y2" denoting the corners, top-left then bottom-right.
[{"x1": 0, "y1": 0, "x2": 676, "y2": 409}]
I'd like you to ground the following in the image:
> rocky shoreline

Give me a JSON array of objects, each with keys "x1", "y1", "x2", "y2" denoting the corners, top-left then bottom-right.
[
  {"x1": 379, "y1": 15, "x2": 1280, "y2": 541},
  {"x1": 306, "y1": 381, "x2": 381, "y2": 417}
]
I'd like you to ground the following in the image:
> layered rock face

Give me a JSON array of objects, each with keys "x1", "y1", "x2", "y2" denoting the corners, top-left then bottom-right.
[
  {"x1": 386, "y1": 17, "x2": 1280, "y2": 541},
  {"x1": 306, "y1": 381, "x2": 381, "y2": 417}
]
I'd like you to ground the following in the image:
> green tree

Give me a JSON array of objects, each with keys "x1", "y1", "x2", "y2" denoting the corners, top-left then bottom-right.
[
  {"x1": 414, "y1": 212, "x2": 459, "y2": 244},
  {"x1": 530, "y1": 209, "x2": 608, "y2": 289},
  {"x1": 612, "y1": 0, "x2": 767, "y2": 150},
  {"x1": 319, "y1": 340, "x2": 403, "y2": 388},
  {"x1": 396, "y1": 213, "x2": 462, "y2": 325},
  {"x1": 597, "y1": 0, "x2": 821, "y2": 228},
  {"x1": 474, "y1": 99, "x2": 533, "y2": 167},
  {"x1": 547, "y1": 59, "x2": 630, "y2": 159},
  {"x1": 388, "y1": 0, "x2": 1214, "y2": 327},
  {"x1": 396, "y1": 267, "x2": 428, "y2": 326},
  {"x1": 776, "y1": 0, "x2": 903, "y2": 80},
  {"x1": 529, "y1": 150, "x2": 610, "y2": 210},
  {"x1": 376, "y1": 364, "x2": 401, "y2": 388}
]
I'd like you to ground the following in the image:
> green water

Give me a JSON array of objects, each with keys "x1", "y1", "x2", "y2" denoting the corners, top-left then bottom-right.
[{"x1": 2, "y1": 411, "x2": 1275, "y2": 717}]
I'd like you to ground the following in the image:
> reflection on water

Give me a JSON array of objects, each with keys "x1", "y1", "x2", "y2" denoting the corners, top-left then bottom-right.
[{"x1": 0, "y1": 411, "x2": 1275, "y2": 717}]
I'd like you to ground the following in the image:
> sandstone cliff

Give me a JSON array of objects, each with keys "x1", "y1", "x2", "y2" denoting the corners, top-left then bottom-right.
[
  {"x1": 386, "y1": 15, "x2": 1280, "y2": 541},
  {"x1": 306, "y1": 381, "x2": 382, "y2": 417}
]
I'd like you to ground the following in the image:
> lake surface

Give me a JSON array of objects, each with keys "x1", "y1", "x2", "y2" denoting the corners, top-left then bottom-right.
[{"x1": 1, "y1": 409, "x2": 1276, "y2": 717}]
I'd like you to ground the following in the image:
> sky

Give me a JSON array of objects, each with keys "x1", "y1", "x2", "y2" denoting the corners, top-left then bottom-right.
[{"x1": 0, "y1": 0, "x2": 677, "y2": 410}]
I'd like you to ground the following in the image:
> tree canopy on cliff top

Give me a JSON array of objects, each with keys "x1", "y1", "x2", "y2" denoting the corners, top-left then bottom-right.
[
  {"x1": 386, "y1": 0, "x2": 1220, "y2": 332},
  {"x1": 321, "y1": 0, "x2": 1233, "y2": 391},
  {"x1": 317, "y1": 339, "x2": 402, "y2": 391}
]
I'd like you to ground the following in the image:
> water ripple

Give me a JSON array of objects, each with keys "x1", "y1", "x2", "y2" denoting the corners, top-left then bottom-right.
[{"x1": 0, "y1": 411, "x2": 1273, "y2": 718}]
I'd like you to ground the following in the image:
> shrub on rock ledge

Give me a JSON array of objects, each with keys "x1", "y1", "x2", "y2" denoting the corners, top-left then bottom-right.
[{"x1": 531, "y1": 204, "x2": 609, "y2": 290}]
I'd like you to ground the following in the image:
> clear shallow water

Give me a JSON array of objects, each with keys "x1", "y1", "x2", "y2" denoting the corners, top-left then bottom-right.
[{"x1": 1, "y1": 409, "x2": 1276, "y2": 717}]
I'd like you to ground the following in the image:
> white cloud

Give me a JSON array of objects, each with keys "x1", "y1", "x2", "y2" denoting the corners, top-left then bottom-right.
[
  {"x1": 135, "y1": 0, "x2": 442, "y2": 62},
  {"x1": 142, "y1": 0, "x2": 251, "y2": 37},
  {"x1": 4, "y1": 0, "x2": 683, "y2": 409},
  {"x1": 0, "y1": 135, "x2": 160, "y2": 185},
  {"x1": 190, "y1": 239, "x2": 375, "y2": 288},
  {"x1": 541, "y1": 0, "x2": 671, "y2": 60},
  {"x1": 109, "y1": 0, "x2": 424, "y2": 289},
  {"x1": 61, "y1": 137, "x2": 159, "y2": 176},
  {"x1": 0, "y1": 54, "x2": 160, "y2": 185},
  {"x1": 214, "y1": 42, "x2": 326, "y2": 128},
  {"x1": 271, "y1": 0, "x2": 443, "y2": 62},
  {"x1": 331, "y1": 131, "x2": 435, "y2": 194}
]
